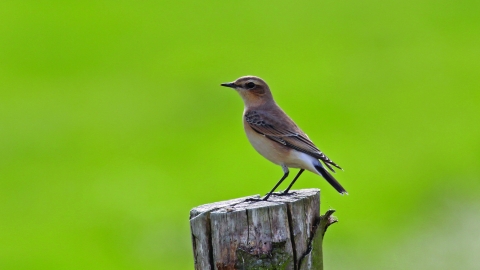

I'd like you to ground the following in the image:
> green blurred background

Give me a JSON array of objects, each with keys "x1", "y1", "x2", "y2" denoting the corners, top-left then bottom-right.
[{"x1": 1, "y1": 0, "x2": 479, "y2": 269}]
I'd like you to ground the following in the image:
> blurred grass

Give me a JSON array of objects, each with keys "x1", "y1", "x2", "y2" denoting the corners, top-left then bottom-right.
[{"x1": 0, "y1": 0, "x2": 479, "y2": 269}]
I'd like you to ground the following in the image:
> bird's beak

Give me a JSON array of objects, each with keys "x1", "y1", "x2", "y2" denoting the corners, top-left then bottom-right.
[{"x1": 220, "y1": 82, "x2": 237, "y2": 88}]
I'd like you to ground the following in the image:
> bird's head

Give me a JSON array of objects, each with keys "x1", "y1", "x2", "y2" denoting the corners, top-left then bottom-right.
[{"x1": 221, "y1": 76, "x2": 274, "y2": 107}]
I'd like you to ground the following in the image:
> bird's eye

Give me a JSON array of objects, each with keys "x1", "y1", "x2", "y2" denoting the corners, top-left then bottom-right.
[{"x1": 245, "y1": 82, "x2": 256, "y2": 89}]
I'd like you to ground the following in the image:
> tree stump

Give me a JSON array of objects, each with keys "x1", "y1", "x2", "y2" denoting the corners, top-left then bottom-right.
[{"x1": 190, "y1": 189, "x2": 338, "y2": 270}]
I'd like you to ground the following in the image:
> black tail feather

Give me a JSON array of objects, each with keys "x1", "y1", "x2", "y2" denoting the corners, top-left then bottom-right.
[{"x1": 314, "y1": 165, "x2": 348, "y2": 194}]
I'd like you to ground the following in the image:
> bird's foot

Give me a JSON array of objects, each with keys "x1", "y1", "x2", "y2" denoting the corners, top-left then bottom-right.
[
  {"x1": 261, "y1": 191, "x2": 296, "y2": 201},
  {"x1": 281, "y1": 190, "x2": 297, "y2": 196},
  {"x1": 244, "y1": 197, "x2": 263, "y2": 203}
]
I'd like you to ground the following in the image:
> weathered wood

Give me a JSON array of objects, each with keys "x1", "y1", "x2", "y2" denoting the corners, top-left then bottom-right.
[{"x1": 190, "y1": 189, "x2": 338, "y2": 270}]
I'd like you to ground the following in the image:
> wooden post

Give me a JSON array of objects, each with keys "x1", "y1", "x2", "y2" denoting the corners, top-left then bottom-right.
[{"x1": 190, "y1": 189, "x2": 338, "y2": 270}]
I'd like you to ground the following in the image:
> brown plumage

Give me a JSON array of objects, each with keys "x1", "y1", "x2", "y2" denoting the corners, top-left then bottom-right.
[
  {"x1": 244, "y1": 109, "x2": 342, "y2": 173},
  {"x1": 221, "y1": 76, "x2": 347, "y2": 200}
]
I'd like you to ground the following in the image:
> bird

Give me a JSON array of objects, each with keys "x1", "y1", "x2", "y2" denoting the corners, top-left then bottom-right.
[{"x1": 221, "y1": 75, "x2": 347, "y2": 200}]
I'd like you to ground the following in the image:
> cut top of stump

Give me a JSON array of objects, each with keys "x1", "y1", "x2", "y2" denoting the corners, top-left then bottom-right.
[{"x1": 190, "y1": 189, "x2": 332, "y2": 270}]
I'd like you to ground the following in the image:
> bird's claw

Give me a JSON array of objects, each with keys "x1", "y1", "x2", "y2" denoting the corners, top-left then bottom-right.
[{"x1": 244, "y1": 197, "x2": 263, "y2": 203}]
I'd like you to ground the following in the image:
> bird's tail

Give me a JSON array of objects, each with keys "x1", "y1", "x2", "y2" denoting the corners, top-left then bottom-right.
[{"x1": 314, "y1": 164, "x2": 348, "y2": 194}]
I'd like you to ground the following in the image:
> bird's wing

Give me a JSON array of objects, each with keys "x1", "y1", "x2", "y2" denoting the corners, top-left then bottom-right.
[{"x1": 245, "y1": 110, "x2": 342, "y2": 172}]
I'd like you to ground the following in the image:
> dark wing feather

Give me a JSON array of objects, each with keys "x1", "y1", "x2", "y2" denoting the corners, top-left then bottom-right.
[{"x1": 245, "y1": 110, "x2": 342, "y2": 172}]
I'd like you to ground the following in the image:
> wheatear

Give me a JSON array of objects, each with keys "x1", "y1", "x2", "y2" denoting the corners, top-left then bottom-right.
[{"x1": 221, "y1": 76, "x2": 347, "y2": 200}]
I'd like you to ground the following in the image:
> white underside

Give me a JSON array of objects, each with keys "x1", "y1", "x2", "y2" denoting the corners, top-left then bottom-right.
[{"x1": 283, "y1": 150, "x2": 322, "y2": 174}]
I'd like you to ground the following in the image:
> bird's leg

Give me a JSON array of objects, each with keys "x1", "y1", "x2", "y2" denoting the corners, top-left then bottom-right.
[
  {"x1": 263, "y1": 166, "x2": 289, "y2": 201},
  {"x1": 283, "y1": 169, "x2": 305, "y2": 194}
]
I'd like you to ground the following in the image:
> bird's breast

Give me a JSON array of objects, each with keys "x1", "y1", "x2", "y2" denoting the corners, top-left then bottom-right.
[
  {"x1": 243, "y1": 119, "x2": 288, "y2": 165},
  {"x1": 242, "y1": 118, "x2": 320, "y2": 173}
]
